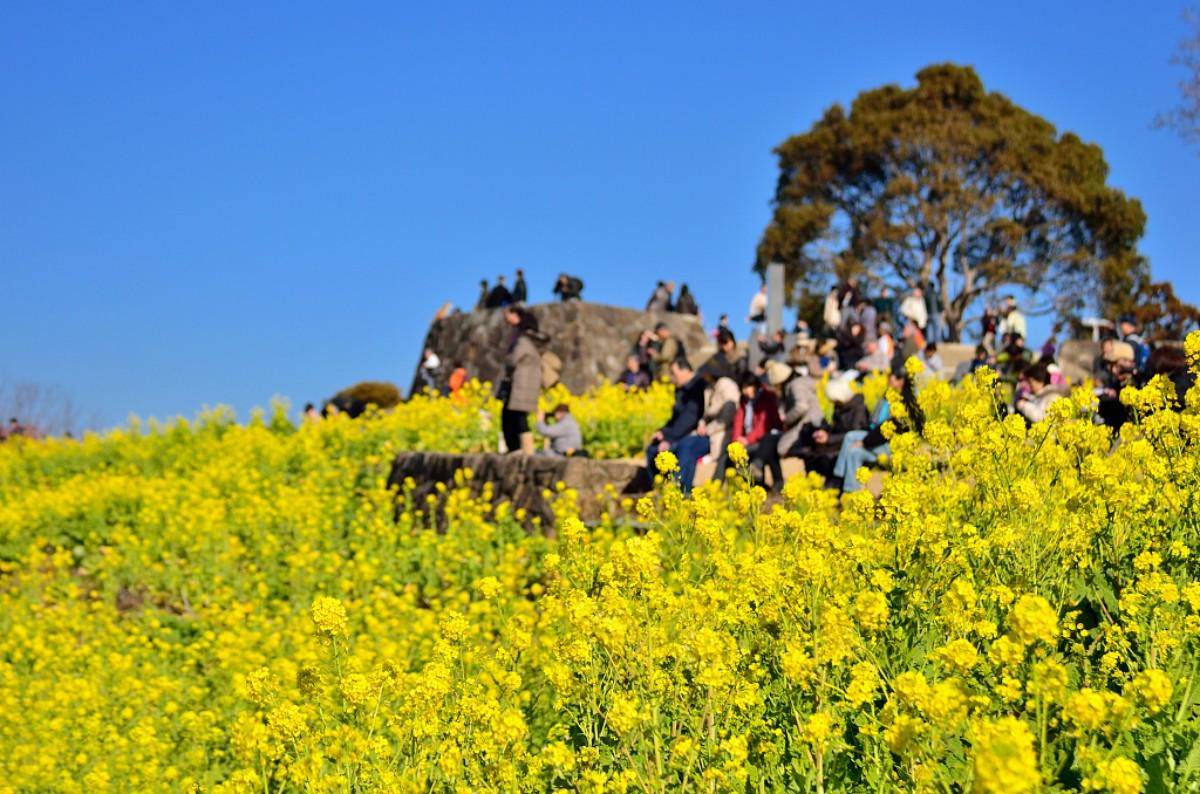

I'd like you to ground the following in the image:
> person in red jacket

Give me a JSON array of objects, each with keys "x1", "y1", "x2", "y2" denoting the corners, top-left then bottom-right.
[{"x1": 717, "y1": 371, "x2": 783, "y2": 481}]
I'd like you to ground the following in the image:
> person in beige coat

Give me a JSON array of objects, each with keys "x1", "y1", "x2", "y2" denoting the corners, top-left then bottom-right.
[
  {"x1": 700, "y1": 368, "x2": 740, "y2": 480},
  {"x1": 500, "y1": 306, "x2": 546, "y2": 453}
]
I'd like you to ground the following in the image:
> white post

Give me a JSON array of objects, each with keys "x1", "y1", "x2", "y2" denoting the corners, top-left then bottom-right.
[{"x1": 767, "y1": 262, "x2": 785, "y2": 335}]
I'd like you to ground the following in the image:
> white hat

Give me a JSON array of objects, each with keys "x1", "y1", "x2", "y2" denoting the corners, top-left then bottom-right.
[
  {"x1": 825, "y1": 377, "x2": 855, "y2": 404},
  {"x1": 765, "y1": 360, "x2": 793, "y2": 387}
]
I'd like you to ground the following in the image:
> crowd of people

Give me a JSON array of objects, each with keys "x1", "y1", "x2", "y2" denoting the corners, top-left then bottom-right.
[
  {"x1": 0, "y1": 417, "x2": 29, "y2": 442},
  {"x1": 475, "y1": 270, "x2": 585, "y2": 310},
  {"x1": 432, "y1": 274, "x2": 1196, "y2": 487},
  {"x1": 624, "y1": 281, "x2": 1195, "y2": 496}
]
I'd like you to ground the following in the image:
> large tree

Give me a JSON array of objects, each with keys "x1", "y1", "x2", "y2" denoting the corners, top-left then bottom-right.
[{"x1": 756, "y1": 64, "x2": 1147, "y2": 341}]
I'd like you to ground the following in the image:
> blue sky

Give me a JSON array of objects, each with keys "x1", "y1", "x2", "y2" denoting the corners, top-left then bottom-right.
[{"x1": 3, "y1": 1, "x2": 1198, "y2": 428}]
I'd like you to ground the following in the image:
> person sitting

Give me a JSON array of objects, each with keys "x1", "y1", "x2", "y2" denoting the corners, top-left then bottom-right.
[
  {"x1": 535, "y1": 403, "x2": 584, "y2": 456},
  {"x1": 699, "y1": 364, "x2": 740, "y2": 481},
  {"x1": 1097, "y1": 341, "x2": 1137, "y2": 430},
  {"x1": 795, "y1": 375, "x2": 870, "y2": 483},
  {"x1": 553, "y1": 273, "x2": 584, "y2": 302},
  {"x1": 920, "y1": 342, "x2": 944, "y2": 375},
  {"x1": 755, "y1": 361, "x2": 824, "y2": 493},
  {"x1": 675, "y1": 283, "x2": 699, "y2": 315},
  {"x1": 855, "y1": 340, "x2": 891, "y2": 374},
  {"x1": 710, "y1": 327, "x2": 747, "y2": 379},
  {"x1": 836, "y1": 322, "x2": 865, "y2": 371},
  {"x1": 757, "y1": 329, "x2": 787, "y2": 363},
  {"x1": 645, "y1": 357, "x2": 709, "y2": 494},
  {"x1": 724, "y1": 371, "x2": 782, "y2": 480},
  {"x1": 618, "y1": 354, "x2": 651, "y2": 390},
  {"x1": 1141, "y1": 346, "x2": 1195, "y2": 411},
  {"x1": 831, "y1": 368, "x2": 920, "y2": 493},
  {"x1": 1015, "y1": 361, "x2": 1065, "y2": 424},
  {"x1": 650, "y1": 322, "x2": 686, "y2": 376}
]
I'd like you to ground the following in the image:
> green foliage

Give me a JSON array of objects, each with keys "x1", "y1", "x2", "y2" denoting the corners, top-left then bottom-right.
[
  {"x1": 757, "y1": 63, "x2": 1147, "y2": 339},
  {"x1": 335, "y1": 381, "x2": 402, "y2": 410}
]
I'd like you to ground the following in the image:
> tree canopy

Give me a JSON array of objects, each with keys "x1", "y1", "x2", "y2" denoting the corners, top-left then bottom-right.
[{"x1": 756, "y1": 64, "x2": 1148, "y2": 341}]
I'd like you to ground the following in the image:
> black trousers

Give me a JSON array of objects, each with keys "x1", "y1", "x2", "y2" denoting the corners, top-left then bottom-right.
[{"x1": 502, "y1": 409, "x2": 528, "y2": 453}]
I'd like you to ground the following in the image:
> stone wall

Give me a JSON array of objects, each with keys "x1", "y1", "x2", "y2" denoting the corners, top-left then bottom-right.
[
  {"x1": 413, "y1": 302, "x2": 711, "y2": 395},
  {"x1": 389, "y1": 451, "x2": 647, "y2": 528}
]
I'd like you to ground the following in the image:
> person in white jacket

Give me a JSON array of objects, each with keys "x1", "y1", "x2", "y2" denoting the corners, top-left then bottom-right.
[{"x1": 900, "y1": 287, "x2": 928, "y2": 331}]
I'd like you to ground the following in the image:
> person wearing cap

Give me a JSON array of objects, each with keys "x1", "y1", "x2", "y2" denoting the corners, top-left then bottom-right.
[
  {"x1": 1097, "y1": 340, "x2": 1137, "y2": 430},
  {"x1": 752, "y1": 360, "x2": 823, "y2": 492},
  {"x1": 1117, "y1": 315, "x2": 1151, "y2": 370},
  {"x1": 645, "y1": 357, "x2": 709, "y2": 494}
]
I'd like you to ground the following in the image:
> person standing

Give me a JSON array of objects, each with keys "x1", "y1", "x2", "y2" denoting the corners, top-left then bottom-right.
[
  {"x1": 823, "y1": 286, "x2": 842, "y2": 335},
  {"x1": 900, "y1": 286, "x2": 928, "y2": 331},
  {"x1": 512, "y1": 268, "x2": 528, "y2": 304},
  {"x1": 646, "y1": 280, "x2": 674, "y2": 312},
  {"x1": 486, "y1": 276, "x2": 513, "y2": 309},
  {"x1": 475, "y1": 279, "x2": 490, "y2": 311},
  {"x1": 998, "y1": 295, "x2": 1027, "y2": 342},
  {"x1": 748, "y1": 284, "x2": 768, "y2": 333},
  {"x1": 418, "y1": 348, "x2": 441, "y2": 392},
  {"x1": 499, "y1": 306, "x2": 544, "y2": 453},
  {"x1": 650, "y1": 322, "x2": 685, "y2": 375},
  {"x1": 675, "y1": 283, "x2": 699, "y2": 315}
]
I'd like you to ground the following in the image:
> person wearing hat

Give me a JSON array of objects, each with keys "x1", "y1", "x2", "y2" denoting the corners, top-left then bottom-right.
[
  {"x1": 1096, "y1": 340, "x2": 1137, "y2": 431},
  {"x1": 1117, "y1": 315, "x2": 1150, "y2": 370}
]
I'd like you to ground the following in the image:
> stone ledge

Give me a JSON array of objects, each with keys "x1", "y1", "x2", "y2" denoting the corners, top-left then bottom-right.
[{"x1": 389, "y1": 451, "x2": 647, "y2": 528}]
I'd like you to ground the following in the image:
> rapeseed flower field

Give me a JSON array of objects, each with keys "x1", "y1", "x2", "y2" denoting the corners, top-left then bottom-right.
[{"x1": 2, "y1": 337, "x2": 1200, "y2": 792}]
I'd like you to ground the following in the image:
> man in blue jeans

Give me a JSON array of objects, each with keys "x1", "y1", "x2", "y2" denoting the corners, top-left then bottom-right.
[{"x1": 645, "y1": 357, "x2": 709, "y2": 494}]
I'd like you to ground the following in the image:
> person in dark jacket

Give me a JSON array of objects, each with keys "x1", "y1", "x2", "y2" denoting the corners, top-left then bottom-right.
[
  {"x1": 475, "y1": 279, "x2": 490, "y2": 311},
  {"x1": 709, "y1": 327, "x2": 747, "y2": 379},
  {"x1": 675, "y1": 283, "x2": 699, "y2": 315},
  {"x1": 618, "y1": 354, "x2": 651, "y2": 390},
  {"x1": 645, "y1": 357, "x2": 708, "y2": 493},
  {"x1": 836, "y1": 322, "x2": 866, "y2": 371},
  {"x1": 553, "y1": 273, "x2": 584, "y2": 302},
  {"x1": 512, "y1": 268, "x2": 528, "y2": 304},
  {"x1": 1142, "y1": 345, "x2": 1195, "y2": 411},
  {"x1": 796, "y1": 376, "x2": 870, "y2": 482},
  {"x1": 831, "y1": 368, "x2": 920, "y2": 493},
  {"x1": 486, "y1": 276, "x2": 514, "y2": 309},
  {"x1": 499, "y1": 306, "x2": 545, "y2": 453}
]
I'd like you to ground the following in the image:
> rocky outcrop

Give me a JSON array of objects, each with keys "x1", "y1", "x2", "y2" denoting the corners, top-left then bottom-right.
[
  {"x1": 389, "y1": 451, "x2": 648, "y2": 528},
  {"x1": 1058, "y1": 340, "x2": 1101, "y2": 384},
  {"x1": 413, "y1": 302, "x2": 711, "y2": 394}
]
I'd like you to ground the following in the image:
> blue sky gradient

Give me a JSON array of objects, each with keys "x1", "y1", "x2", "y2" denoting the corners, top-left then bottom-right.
[{"x1": 3, "y1": 1, "x2": 1198, "y2": 427}]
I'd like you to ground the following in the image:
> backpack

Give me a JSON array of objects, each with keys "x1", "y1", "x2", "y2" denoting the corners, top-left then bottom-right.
[{"x1": 541, "y1": 350, "x2": 563, "y2": 389}]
